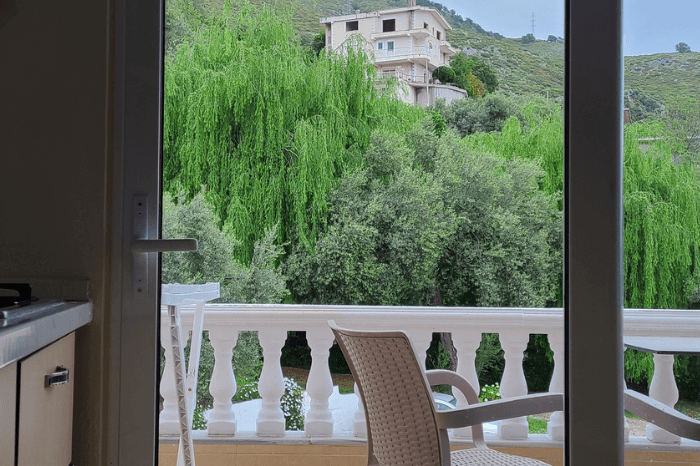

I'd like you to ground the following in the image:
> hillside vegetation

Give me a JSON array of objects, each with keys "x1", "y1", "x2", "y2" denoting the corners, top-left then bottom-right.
[{"x1": 177, "y1": 0, "x2": 698, "y2": 113}]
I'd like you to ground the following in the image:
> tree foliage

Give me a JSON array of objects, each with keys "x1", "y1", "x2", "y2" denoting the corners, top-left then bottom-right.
[
  {"x1": 676, "y1": 42, "x2": 691, "y2": 53},
  {"x1": 447, "y1": 52, "x2": 498, "y2": 95},
  {"x1": 164, "y1": 3, "x2": 424, "y2": 262},
  {"x1": 432, "y1": 66, "x2": 456, "y2": 84},
  {"x1": 622, "y1": 125, "x2": 700, "y2": 310},
  {"x1": 521, "y1": 33, "x2": 536, "y2": 44},
  {"x1": 162, "y1": 191, "x2": 288, "y2": 304},
  {"x1": 286, "y1": 119, "x2": 562, "y2": 308}
]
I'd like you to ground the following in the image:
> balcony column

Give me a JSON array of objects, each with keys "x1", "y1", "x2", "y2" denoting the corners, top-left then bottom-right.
[
  {"x1": 646, "y1": 353, "x2": 681, "y2": 444},
  {"x1": 305, "y1": 326, "x2": 335, "y2": 437},
  {"x1": 452, "y1": 330, "x2": 481, "y2": 439},
  {"x1": 256, "y1": 327, "x2": 287, "y2": 437},
  {"x1": 497, "y1": 330, "x2": 530, "y2": 440},
  {"x1": 546, "y1": 332, "x2": 565, "y2": 441},
  {"x1": 353, "y1": 382, "x2": 367, "y2": 437},
  {"x1": 159, "y1": 312, "x2": 180, "y2": 436},
  {"x1": 207, "y1": 326, "x2": 239, "y2": 436}
]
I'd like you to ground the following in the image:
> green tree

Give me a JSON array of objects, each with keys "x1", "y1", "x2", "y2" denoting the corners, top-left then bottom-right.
[
  {"x1": 287, "y1": 120, "x2": 562, "y2": 309},
  {"x1": 432, "y1": 66, "x2": 456, "y2": 84},
  {"x1": 164, "y1": 3, "x2": 424, "y2": 263},
  {"x1": 310, "y1": 31, "x2": 326, "y2": 57},
  {"x1": 162, "y1": 191, "x2": 288, "y2": 304},
  {"x1": 446, "y1": 52, "x2": 498, "y2": 94},
  {"x1": 676, "y1": 42, "x2": 691, "y2": 53},
  {"x1": 286, "y1": 128, "x2": 455, "y2": 305},
  {"x1": 521, "y1": 33, "x2": 536, "y2": 44}
]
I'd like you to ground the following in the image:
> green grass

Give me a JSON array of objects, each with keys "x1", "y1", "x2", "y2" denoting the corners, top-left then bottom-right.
[{"x1": 527, "y1": 416, "x2": 548, "y2": 434}]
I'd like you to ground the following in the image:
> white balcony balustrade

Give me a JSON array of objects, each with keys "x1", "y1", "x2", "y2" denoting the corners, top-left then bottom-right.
[{"x1": 159, "y1": 305, "x2": 700, "y2": 446}]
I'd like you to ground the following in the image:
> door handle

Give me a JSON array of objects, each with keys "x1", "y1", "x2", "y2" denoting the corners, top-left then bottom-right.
[
  {"x1": 131, "y1": 196, "x2": 198, "y2": 299},
  {"x1": 131, "y1": 239, "x2": 197, "y2": 253}
]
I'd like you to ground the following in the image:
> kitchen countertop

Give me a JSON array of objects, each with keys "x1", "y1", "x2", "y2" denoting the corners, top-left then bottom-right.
[{"x1": 0, "y1": 300, "x2": 92, "y2": 370}]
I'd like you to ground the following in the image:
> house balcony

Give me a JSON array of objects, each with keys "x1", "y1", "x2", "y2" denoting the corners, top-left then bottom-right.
[
  {"x1": 158, "y1": 304, "x2": 700, "y2": 466},
  {"x1": 370, "y1": 28, "x2": 430, "y2": 41}
]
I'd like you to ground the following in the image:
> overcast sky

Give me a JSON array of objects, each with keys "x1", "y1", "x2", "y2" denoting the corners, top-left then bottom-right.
[{"x1": 433, "y1": 0, "x2": 699, "y2": 56}]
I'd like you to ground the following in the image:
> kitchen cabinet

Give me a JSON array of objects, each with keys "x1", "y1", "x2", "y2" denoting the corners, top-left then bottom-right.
[
  {"x1": 0, "y1": 333, "x2": 75, "y2": 466},
  {"x1": 0, "y1": 362, "x2": 17, "y2": 466}
]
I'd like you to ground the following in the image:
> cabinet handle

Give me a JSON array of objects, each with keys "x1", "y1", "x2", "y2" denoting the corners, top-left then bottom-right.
[{"x1": 45, "y1": 366, "x2": 69, "y2": 387}]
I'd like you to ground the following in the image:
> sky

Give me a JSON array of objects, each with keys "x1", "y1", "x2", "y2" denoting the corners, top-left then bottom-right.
[{"x1": 432, "y1": 0, "x2": 699, "y2": 56}]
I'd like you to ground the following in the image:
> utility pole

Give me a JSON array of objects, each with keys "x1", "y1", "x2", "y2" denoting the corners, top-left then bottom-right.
[{"x1": 531, "y1": 13, "x2": 536, "y2": 37}]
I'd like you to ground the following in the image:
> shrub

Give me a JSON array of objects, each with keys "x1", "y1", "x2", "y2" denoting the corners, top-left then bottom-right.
[
  {"x1": 479, "y1": 383, "x2": 501, "y2": 402},
  {"x1": 282, "y1": 378, "x2": 305, "y2": 430},
  {"x1": 433, "y1": 66, "x2": 456, "y2": 84}
]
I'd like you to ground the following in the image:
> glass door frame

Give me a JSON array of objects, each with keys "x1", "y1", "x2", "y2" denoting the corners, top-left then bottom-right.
[{"x1": 109, "y1": 0, "x2": 625, "y2": 463}]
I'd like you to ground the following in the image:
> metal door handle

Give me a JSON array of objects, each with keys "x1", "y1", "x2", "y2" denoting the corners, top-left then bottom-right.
[
  {"x1": 131, "y1": 195, "x2": 198, "y2": 299},
  {"x1": 45, "y1": 366, "x2": 69, "y2": 387},
  {"x1": 131, "y1": 239, "x2": 197, "y2": 253}
]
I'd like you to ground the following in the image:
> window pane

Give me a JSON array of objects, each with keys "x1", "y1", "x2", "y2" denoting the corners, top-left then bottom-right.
[{"x1": 622, "y1": 0, "x2": 700, "y2": 457}]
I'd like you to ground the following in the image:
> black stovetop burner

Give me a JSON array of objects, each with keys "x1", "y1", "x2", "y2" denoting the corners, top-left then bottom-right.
[{"x1": 0, "y1": 283, "x2": 36, "y2": 308}]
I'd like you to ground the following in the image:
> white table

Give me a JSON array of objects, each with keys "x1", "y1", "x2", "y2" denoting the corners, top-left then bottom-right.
[{"x1": 624, "y1": 336, "x2": 700, "y2": 444}]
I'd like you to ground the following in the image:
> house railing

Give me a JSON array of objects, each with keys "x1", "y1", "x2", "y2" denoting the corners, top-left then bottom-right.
[
  {"x1": 379, "y1": 70, "x2": 428, "y2": 83},
  {"x1": 159, "y1": 305, "x2": 700, "y2": 443},
  {"x1": 375, "y1": 45, "x2": 438, "y2": 59}
]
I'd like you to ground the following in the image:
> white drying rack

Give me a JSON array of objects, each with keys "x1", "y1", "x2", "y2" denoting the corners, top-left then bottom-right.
[{"x1": 161, "y1": 282, "x2": 220, "y2": 466}]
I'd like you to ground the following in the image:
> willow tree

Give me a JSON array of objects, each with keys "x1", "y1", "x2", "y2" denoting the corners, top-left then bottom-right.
[
  {"x1": 623, "y1": 123, "x2": 700, "y2": 310},
  {"x1": 164, "y1": 2, "x2": 424, "y2": 262}
]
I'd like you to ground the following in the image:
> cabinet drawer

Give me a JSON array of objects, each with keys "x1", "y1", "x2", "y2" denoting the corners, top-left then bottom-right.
[{"x1": 17, "y1": 333, "x2": 75, "y2": 466}]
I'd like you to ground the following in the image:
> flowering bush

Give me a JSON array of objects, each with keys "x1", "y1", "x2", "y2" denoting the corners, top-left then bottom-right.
[
  {"x1": 479, "y1": 383, "x2": 501, "y2": 402},
  {"x1": 282, "y1": 377, "x2": 305, "y2": 431}
]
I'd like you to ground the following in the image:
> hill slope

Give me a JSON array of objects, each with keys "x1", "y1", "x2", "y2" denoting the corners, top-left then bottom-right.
[{"x1": 180, "y1": 0, "x2": 699, "y2": 105}]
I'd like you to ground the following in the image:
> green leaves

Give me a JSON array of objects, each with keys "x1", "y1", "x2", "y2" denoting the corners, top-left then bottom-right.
[
  {"x1": 287, "y1": 120, "x2": 562, "y2": 308},
  {"x1": 164, "y1": 3, "x2": 423, "y2": 263}
]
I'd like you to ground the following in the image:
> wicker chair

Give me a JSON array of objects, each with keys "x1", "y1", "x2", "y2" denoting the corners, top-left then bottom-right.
[{"x1": 329, "y1": 321, "x2": 564, "y2": 466}]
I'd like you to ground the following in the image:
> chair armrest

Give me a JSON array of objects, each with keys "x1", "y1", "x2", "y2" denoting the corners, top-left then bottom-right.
[
  {"x1": 425, "y1": 369, "x2": 480, "y2": 405},
  {"x1": 625, "y1": 389, "x2": 700, "y2": 440},
  {"x1": 435, "y1": 393, "x2": 564, "y2": 430}
]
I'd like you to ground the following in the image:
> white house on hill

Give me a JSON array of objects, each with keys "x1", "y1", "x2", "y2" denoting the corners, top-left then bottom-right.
[{"x1": 320, "y1": 0, "x2": 467, "y2": 106}]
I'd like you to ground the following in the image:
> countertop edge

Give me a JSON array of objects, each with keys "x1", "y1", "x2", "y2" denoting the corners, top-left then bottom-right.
[{"x1": 0, "y1": 301, "x2": 93, "y2": 369}]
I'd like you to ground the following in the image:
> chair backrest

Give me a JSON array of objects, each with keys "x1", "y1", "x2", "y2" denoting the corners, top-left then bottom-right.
[{"x1": 330, "y1": 322, "x2": 447, "y2": 466}]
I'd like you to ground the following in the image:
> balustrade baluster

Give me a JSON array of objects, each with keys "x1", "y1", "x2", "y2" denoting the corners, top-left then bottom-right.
[
  {"x1": 159, "y1": 313, "x2": 179, "y2": 435},
  {"x1": 353, "y1": 382, "x2": 367, "y2": 437},
  {"x1": 646, "y1": 353, "x2": 681, "y2": 444},
  {"x1": 207, "y1": 326, "x2": 239, "y2": 436},
  {"x1": 452, "y1": 330, "x2": 481, "y2": 439},
  {"x1": 546, "y1": 332, "x2": 565, "y2": 441},
  {"x1": 408, "y1": 329, "x2": 432, "y2": 370},
  {"x1": 256, "y1": 327, "x2": 287, "y2": 437},
  {"x1": 497, "y1": 330, "x2": 530, "y2": 440},
  {"x1": 305, "y1": 326, "x2": 335, "y2": 436}
]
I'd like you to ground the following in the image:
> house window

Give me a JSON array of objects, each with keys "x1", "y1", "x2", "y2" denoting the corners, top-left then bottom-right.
[
  {"x1": 387, "y1": 41, "x2": 394, "y2": 52},
  {"x1": 377, "y1": 42, "x2": 383, "y2": 50},
  {"x1": 424, "y1": 22, "x2": 429, "y2": 29},
  {"x1": 436, "y1": 31, "x2": 441, "y2": 40},
  {"x1": 383, "y1": 19, "x2": 395, "y2": 32},
  {"x1": 346, "y1": 21, "x2": 358, "y2": 32}
]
